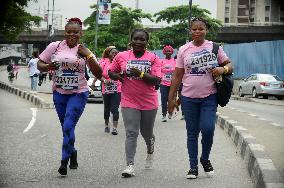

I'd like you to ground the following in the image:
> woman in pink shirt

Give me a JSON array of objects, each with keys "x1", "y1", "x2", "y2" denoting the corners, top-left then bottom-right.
[
  {"x1": 160, "y1": 45, "x2": 176, "y2": 122},
  {"x1": 98, "y1": 46, "x2": 121, "y2": 135},
  {"x1": 108, "y1": 29, "x2": 161, "y2": 178},
  {"x1": 168, "y1": 17, "x2": 234, "y2": 179},
  {"x1": 37, "y1": 18, "x2": 102, "y2": 176},
  {"x1": 13, "y1": 63, "x2": 19, "y2": 79}
]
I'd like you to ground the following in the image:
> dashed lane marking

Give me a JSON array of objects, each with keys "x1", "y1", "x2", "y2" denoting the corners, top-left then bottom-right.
[
  {"x1": 258, "y1": 117, "x2": 267, "y2": 121},
  {"x1": 248, "y1": 113, "x2": 257, "y2": 117},
  {"x1": 270, "y1": 122, "x2": 281, "y2": 127}
]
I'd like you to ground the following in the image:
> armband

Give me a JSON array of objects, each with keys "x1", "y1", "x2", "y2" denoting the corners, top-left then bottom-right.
[{"x1": 140, "y1": 71, "x2": 145, "y2": 79}]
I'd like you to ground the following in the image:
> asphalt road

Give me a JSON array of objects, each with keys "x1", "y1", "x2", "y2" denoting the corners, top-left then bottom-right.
[
  {"x1": 227, "y1": 100, "x2": 284, "y2": 128},
  {"x1": 0, "y1": 89, "x2": 253, "y2": 188}
]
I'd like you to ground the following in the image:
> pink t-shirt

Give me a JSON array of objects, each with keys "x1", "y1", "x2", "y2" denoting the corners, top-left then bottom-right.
[
  {"x1": 100, "y1": 58, "x2": 122, "y2": 94},
  {"x1": 176, "y1": 40, "x2": 229, "y2": 98},
  {"x1": 160, "y1": 58, "x2": 176, "y2": 86},
  {"x1": 39, "y1": 40, "x2": 88, "y2": 94},
  {"x1": 109, "y1": 50, "x2": 161, "y2": 110}
]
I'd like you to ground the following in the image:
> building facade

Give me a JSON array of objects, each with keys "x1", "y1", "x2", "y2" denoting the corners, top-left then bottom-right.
[{"x1": 217, "y1": 0, "x2": 284, "y2": 26}]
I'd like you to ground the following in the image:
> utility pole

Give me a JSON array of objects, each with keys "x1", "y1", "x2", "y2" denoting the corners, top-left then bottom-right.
[
  {"x1": 94, "y1": 0, "x2": 99, "y2": 51},
  {"x1": 187, "y1": 0, "x2": 193, "y2": 42},
  {"x1": 52, "y1": 0, "x2": 55, "y2": 27},
  {"x1": 135, "y1": 0, "x2": 139, "y2": 9},
  {"x1": 47, "y1": 0, "x2": 49, "y2": 31}
]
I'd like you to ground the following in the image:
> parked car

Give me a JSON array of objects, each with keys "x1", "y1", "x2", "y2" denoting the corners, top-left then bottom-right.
[
  {"x1": 86, "y1": 69, "x2": 103, "y2": 103},
  {"x1": 238, "y1": 73, "x2": 284, "y2": 100}
]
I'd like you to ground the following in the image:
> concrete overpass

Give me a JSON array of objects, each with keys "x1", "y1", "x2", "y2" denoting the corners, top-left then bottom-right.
[{"x1": 0, "y1": 25, "x2": 283, "y2": 55}]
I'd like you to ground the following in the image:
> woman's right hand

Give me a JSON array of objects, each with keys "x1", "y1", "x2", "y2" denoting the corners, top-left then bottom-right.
[
  {"x1": 47, "y1": 62, "x2": 60, "y2": 70},
  {"x1": 168, "y1": 99, "x2": 176, "y2": 115}
]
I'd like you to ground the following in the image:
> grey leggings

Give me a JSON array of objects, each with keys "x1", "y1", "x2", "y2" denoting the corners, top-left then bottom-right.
[{"x1": 121, "y1": 107, "x2": 157, "y2": 165}]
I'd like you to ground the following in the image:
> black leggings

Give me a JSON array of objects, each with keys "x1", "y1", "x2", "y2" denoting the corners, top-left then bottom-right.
[{"x1": 103, "y1": 92, "x2": 121, "y2": 121}]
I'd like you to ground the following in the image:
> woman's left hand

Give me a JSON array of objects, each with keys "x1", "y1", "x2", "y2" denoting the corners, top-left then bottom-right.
[
  {"x1": 78, "y1": 44, "x2": 92, "y2": 58},
  {"x1": 130, "y1": 67, "x2": 141, "y2": 77},
  {"x1": 210, "y1": 67, "x2": 225, "y2": 77}
]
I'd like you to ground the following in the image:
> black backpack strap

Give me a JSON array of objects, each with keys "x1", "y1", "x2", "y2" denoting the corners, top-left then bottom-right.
[
  {"x1": 54, "y1": 41, "x2": 62, "y2": 54},
  {"x1": 212, "y1": 42, "x2": 219, "y2": 58}
]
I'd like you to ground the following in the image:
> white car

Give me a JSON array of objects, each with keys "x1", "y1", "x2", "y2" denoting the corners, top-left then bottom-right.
[{"x1": 87, "y1": 70, "x2": 103, "y2": 103}]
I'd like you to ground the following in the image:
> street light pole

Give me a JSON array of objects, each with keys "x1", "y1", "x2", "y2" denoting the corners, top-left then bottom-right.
[
  {"x1": 136, "y1": 0, "x2": 139, "y2": 9},
  {"x1": 94, "y1": 0, "x2": 99, "y2": 51},
  {"x1": 187, "y1": 0, "x2": 193, "y2": 42}
]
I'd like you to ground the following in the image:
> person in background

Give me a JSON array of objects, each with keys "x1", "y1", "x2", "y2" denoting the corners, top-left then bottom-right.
[
  {"x1": 38, "y1": 71, "x2": 47, "y2": 86},
  {"x1": 98, "y1": 46, "x2": 121, "y2": 135},
  {"x1": 108, "y1": 28, "x2": 161, "y2": 178},
  {"x1": 13, "y1": 63, "x2": 19, "y2": 79},
  {"x1": 168, "y1": 17, "x2": 233, "y2": 179},
  {"x1": 160, "y1": 45, "x2": 176, "y2": 122},
  {"x1": 37, "y1": 17, "x2": 102, "y2": 176},
  {"x1": 48, "y1": 69, "x2": 54, "y2": 82},
  {"x1": 28, "y1": 51, "x2": 40, "y2": 92}
]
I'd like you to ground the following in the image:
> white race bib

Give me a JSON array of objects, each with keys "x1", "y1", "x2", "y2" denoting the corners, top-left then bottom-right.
[
  {"x1": 105, "y1": 81, "x2": 118, "y2": 93},
  {"x1": 55, "y1": 70, "x2": 79, "y2": 90},
  {"x1": 162, "y1": 72, "x2": 173, "y2": 82},
  {"x1": 126, "y1": 60, "x2": 151, "y2": 79}
]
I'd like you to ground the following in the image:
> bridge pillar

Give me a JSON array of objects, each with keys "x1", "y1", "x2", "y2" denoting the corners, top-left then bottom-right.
[{"x1": 21, "y1": 43, "x2": 28, "y2": 59}]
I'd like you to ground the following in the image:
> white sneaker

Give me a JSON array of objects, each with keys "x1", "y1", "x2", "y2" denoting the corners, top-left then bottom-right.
[
  {"x1": 145, "y1": 154, "x2": 153, "y2": 169},
  {"x1": 161, "y1": 116, "x2": 167, "y2": 122},
  {"x1": 122, "y1": 164, "x2": 135, "y2": 178}
]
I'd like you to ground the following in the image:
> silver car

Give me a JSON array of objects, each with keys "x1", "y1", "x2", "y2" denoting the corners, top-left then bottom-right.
[
  {"x1": 87, "y1": 70, "x2": 103, "y2": 103},
  {"x1": 238, "y1": 73, "x2": 284, "y2": 100}
]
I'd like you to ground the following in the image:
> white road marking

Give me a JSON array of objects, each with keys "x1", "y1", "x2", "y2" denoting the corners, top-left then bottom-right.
[
  {"x1": 248, "y1": 113, "x2": 257, "y2": 117},
  {"x1": 236, "y1": 109, "x2": 246, "y2": 113},
  {"x1": 258, "y1": 118, "x2": 267, "y2": 121},
  {"x1": 23, "y1": 108, "x2": 37, "y2": 133},
  {"x1": 270, "y1": 123, "x2": 281, "y2": 127}
]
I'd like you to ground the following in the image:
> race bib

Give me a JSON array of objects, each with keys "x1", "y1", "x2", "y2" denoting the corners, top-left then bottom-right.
[
  {"x1": 105, "y1": 81, "x2": 118, "y2": 93},
  {"x1": 186, "y1": 52, "x2": 218, "y2": 74},
  {"x1": 162, "y1": 72, "x2": 173, "y2": 82},
  {"x1": 126, "y1": 60, "x2": 151, "y2": 79},
  {"x1": 55, "y1": 70, "x2": 79, "y2": 90}
]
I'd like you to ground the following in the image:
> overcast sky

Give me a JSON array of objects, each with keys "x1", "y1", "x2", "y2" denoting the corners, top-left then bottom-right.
[{"x1": 27, "y1": 0, "x2": 217, "y2": 26}]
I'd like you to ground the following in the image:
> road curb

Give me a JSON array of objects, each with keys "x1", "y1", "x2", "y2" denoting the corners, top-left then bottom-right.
[
  {"x1": 216, "y1": 114, "x2": 284, "y2": 188},
  {"x1": 0, "y1": 81, "x2": 54, "y2": 109}
]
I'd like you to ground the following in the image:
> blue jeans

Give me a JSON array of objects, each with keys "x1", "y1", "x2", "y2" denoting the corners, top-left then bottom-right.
[
  {"x1": 30, "y1": 75, "x2": 38, "y2": 91},
  {"x1": 160, "y1": 84, "x2": 170, "y2": 116},
  {"x1": 181, "y1": 94, "x2": 217, "y2": 169},
  {"x1": 53, "y1": 91, "x2": 88, "y2": 160}
]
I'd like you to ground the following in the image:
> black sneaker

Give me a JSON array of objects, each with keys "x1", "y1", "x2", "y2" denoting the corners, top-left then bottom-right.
[
  {"x1": 200, "y1": 158, "x2": 214, "y2": 177},
  {"x1": 186, "y1": 168, "x2": 198, "y2": 179},
  {"x1": 105, "y1": 127, "x2": 110, "y2": 133}
]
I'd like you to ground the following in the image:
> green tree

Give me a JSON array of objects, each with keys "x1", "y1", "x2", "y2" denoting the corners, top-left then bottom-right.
[
  {"x1": 0, "y1": 0, "x2": 42, "y2": 41},
  {"x1": 82, "y1": 3, "x2": 159, "y2": 56},
  {"x1": 153, "y1": 5, "x2": 222, "y2": 48}
]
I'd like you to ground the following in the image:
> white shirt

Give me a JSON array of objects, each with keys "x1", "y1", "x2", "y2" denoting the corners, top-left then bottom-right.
[{"x1": 28, "y1": 58, "x2": 40, "y2": 77}]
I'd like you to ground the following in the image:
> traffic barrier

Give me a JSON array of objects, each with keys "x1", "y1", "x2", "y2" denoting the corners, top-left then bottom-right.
[{"x1": 0, "y1": 81, "x2": 54, "y2": 109}]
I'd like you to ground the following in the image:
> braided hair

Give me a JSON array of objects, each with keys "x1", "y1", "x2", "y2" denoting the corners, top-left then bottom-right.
[
  {"x1": 130, "y1": 28, "x2": 149, "y2": 42},
  {"x1": 190, "y1": 17, "x2": 210, "y2": 29},
  {"x1": 65, "y1": 17, "x2": 83, "y2": 29}
]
